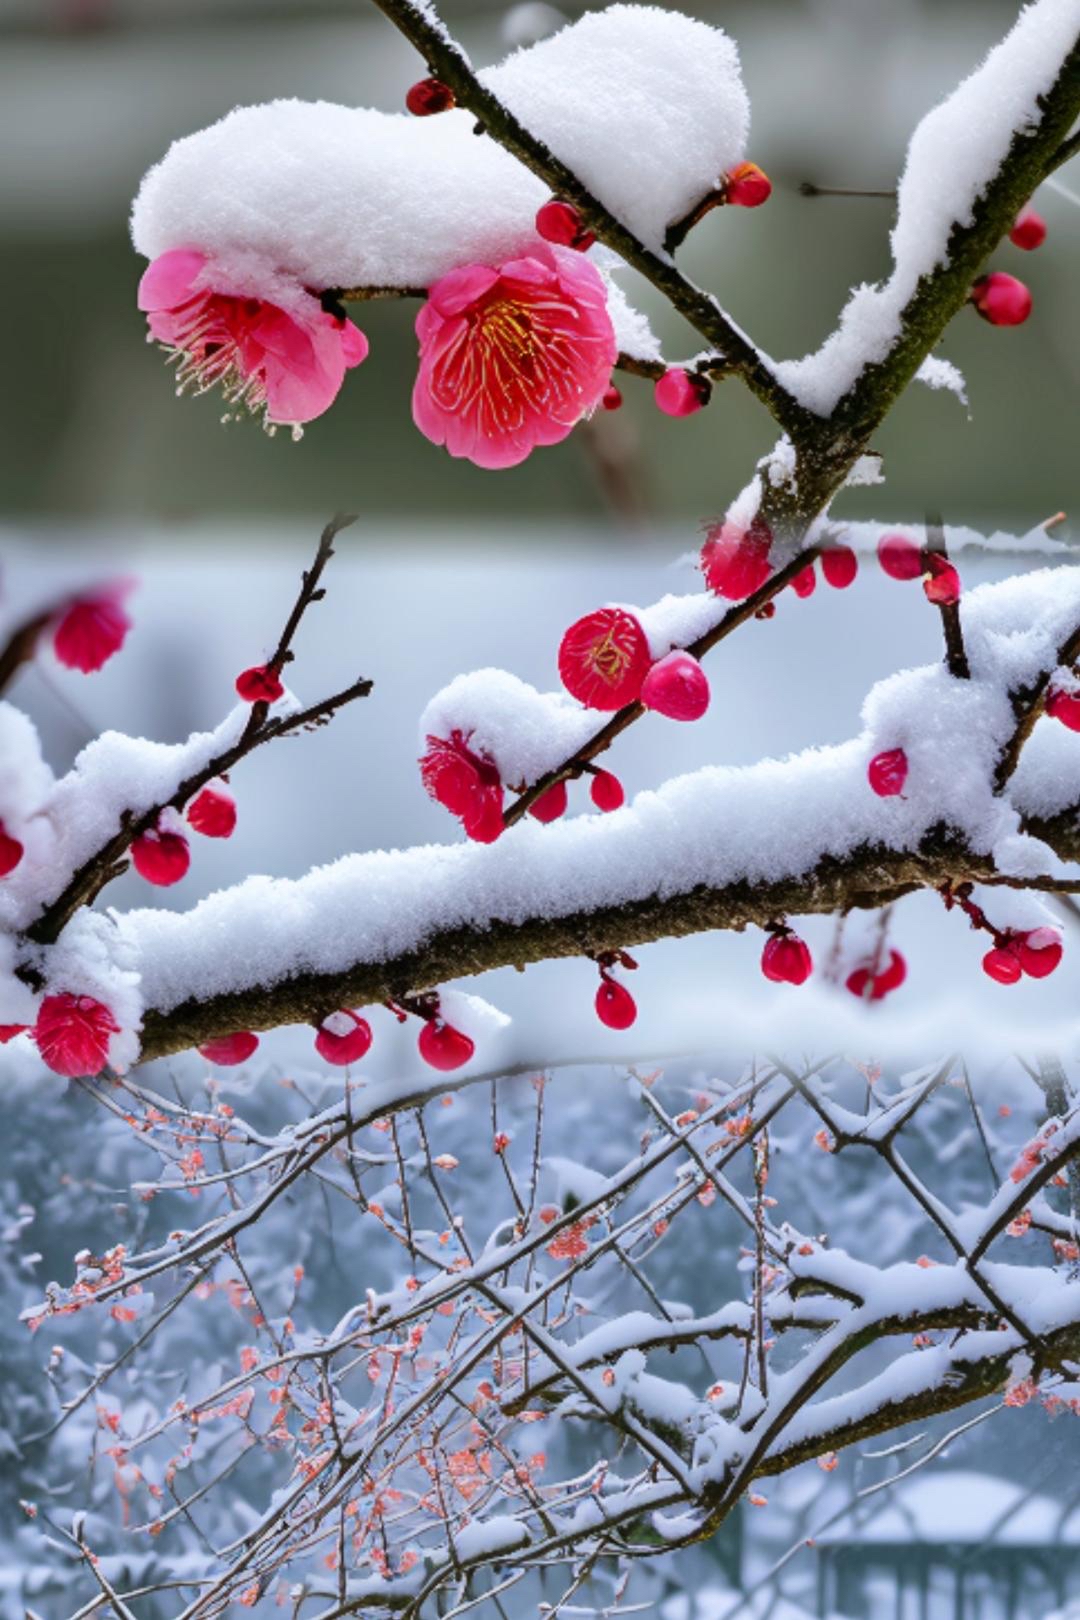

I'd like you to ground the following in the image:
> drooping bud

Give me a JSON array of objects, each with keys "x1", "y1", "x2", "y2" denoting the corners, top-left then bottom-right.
[
  {"x1": 236, "y1": 664, "x2": 284, "y2": 703},
  {"x1": 791, "y1": 564, "x2": 817, "y2": 599},
  {"x1": 761, "y1": 931, "x2": 813, "y2": 986},
  {"x1": 528, "y1": 780, "x2": 568, "y2": 823},
  {"x1": 982, "y1": 945, "x2": 1022, "y2": 985},
  {"x1": 589, "y1": 769, "x2": 625, "y2": 812},
  {"x1": 198, "y1": 1031, "x2": 260, "y2": 1066},
  {"x1": 971, "y1": 272, "x2": 1032, "y2": 327},
  {"x1": 187, "y1": 782, "x2": 237, "y2": 839},
  {"x1": 535, "y1": 199, "x2": 596, "y2": 252},
  {"x1": 601, "y1": 385, "x2": 623, "y2": 411},
  {"x1": 595, "y1": 977, "x2": 637, "y2": 1029},
  {"x1": 405, "y1": 77, "x2": 456, "y2": 116},
  {"x1": 131, "y1": 825, "x2": 191, "y2": 887},
  {"x1": 1013, "y1": 926, "x2": 1063, "y2": 979},
  {"x1": 640, "y1": 651, "x2": 710, "y2": 721},
  {"x1": 654, "y1": 368, "x2": 711, "y2": 417},
  {"x1": 418, "y1": 1019, "x2": 475, "y2": 1071},
  {"x1": 868, "y1": 748, "x2": 908, "y2": 798},
  {"x1": 558, "y1": 607, "x2": 651, "y2": 710},
  {"x1": 821, "y1": 545, "x2": 858, "y2": 589},
  {"x1": 314, "y1": 1010, "x2": 373, "y2": 1066},
  {"x1": 1009, "y1": 209, "x2": 1047, "y2": 251},
  {"x1": 725, "y1": 161, "x2": 772, "y2": 208},
  {"x1": 35, "y1": 993, "x2": 120, "y2": 1078}
]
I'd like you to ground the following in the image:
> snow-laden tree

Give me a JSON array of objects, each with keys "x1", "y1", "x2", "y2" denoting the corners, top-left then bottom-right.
[{"x1": 2, "y1": 0, "x2": 1080, "y2": 1614}]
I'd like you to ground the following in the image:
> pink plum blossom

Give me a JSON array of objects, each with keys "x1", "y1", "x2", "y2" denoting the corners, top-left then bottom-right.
[
  {"x1": 52, "y1": 581, "x2": 134, "y2": 673},
  {"x1": 412, "y1": 245, "x2": 617, "y2": 469},
  {"x1": 137, "y1": 249, "x2": 368, "y2": 432}
]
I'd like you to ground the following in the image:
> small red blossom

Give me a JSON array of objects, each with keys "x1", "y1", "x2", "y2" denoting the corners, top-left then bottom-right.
[
  {"x1": 1046, "y1": 686, "x2": 1080, "y2": 732},
  {"x1": 0, "y1": 820, "x2": 24, "y2": 878},
  {"x1": 971, "y1": 271, "x2": 1032, "y2": 327},
  {"x1": 868, "y1": 747, "x2": 909, "y2": 798},
  {"x1": 595, "y1": 977, "x2": 637, "y2": 1030},
  {"x1": 558, "y1": 606, "x2": 651, "y2": 711},
  {"x1": 535, "y1": 199, "x2": 596, "y2": 252},
  {"x1": 791, "y1": 563, "x2": 817, "y2": 599},
  {"x1": 52, "y1": 581, "x2": 133, "y2": 673},
  {"x1": 654, "y1": 368, "x2": 711, "y2": 417},
  {"x1": 35, "y1": 993, "x2": 120, "y2": 1078},
  {"x1": 187, "y1": 782, "x2": 236, "y2": 839},
  {"x1": 131, "y1": 825, "x2": 190, "y2": 887},
  {"x1": 877, "y1": 533, "x2": 922, "y2": 581},
  {"x1": 547, "y1": 1219, "x2": 592, "y2": 1261},
  {"x1": 725, "y1": 161, "x2": 772, "y2": 207},
  {"x1": 139, "y1": 249, "x2": 367, "y2": 428},
  {"x1": 589, "y1": 769, "x2": 625, "y2": 812},
  {"x1": 528, "y1": 780, "x2": 568, "y2": 823},
  {"x1": 420, "y1": 729, "x2": 504, "y2": 842},
  {"x1": 413, "y1": 245, "x2": 616, "y2": 468},
  {"x1": 640, "y1": 650, "x2": 710, "y2": 721},
  {"x1": 1009, "y1": 208, "x2": 1047, "y2": 251},
  {"x1": 821, "y1": 545, "x2": 858, "y2": 589},
  {"x1": 418, "y1": 1019, "x2": 475, "y2": 1072},
  {"x1": 314, "y1": 1010, "x2": 372, "y2": 1066},
  {"x1": 405, "y1": 77, "x2": 455, "y2": 115},
  {"x1": 761, "y1": 930, "x2": 812, "y2": 986},
  {"x1": 701, "y1": 518, "x2": 773, "y2": 601},
  {"x1": 235, "y1": 664, "x2": 285, "y2": 704},
  {"x1": 923, "y1": 553, "x2": 962, "y2": 606},
  {"x1": 197, "y1": 1031, "x2": 259, "y2": 1067},
  {"x1": 602, "y1": 384, "x2": 623, "y2": 411}
]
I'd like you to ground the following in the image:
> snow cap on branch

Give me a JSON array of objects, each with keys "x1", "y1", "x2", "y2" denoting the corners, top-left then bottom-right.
[{"x1": 130, "y1": 6, "x2": 749, "y2": 289}]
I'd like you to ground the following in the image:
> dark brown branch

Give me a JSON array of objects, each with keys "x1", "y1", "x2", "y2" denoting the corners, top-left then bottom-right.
[
  {"x1": 798, "y1": 183, "x2": 897, "y2": 200},
  {"x1": 923, "y1": 513, "x2": 969, "y2": 680},
  {"x1": 503, "y1": 541, "x2": 824, "y2": 826},
  {"x1": 0, "y1": 607, "x2": 54, "y2": 696},
  {"x1": 363, "y1": 0, "x2": 812, "y2": 441},
  {"x1": 24, "y1": 519, "x2": 371, "y2": 949}
]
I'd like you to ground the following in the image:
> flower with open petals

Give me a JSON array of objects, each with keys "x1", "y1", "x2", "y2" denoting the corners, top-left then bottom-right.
[
  {"x1": 138, "y1": 249, "x2": 368, "y2": 432},
  {"x1": 412, "y1": 245, "x2": 617, "y2": 469},
  {"x1": 420, "y1": 731, "x2": 504, "y2": 843},
  {"x1": 35, "y1": 993, "x2": 120, "y2": 1078}
]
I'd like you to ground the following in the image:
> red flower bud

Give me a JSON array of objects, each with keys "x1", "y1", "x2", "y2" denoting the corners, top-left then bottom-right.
[
  {"x1": 846, "y1": 949, "x2": 907, "y2": 1001},
  {"x1": 0, "y1": 819, "x2": 24, "y2": 878},
  {"x1": 725, "y1": 161, "x2": 772, "y2": 208},
  {"x1": 923, "y1": 553, "x2": 961, "y2": 606},
  {"x1": 1045, "y1": 687, "x2": 1080, "y2": 732},
  {"x1": 528, "y1": 780, "x2": 568, "y2": 823},
  {"x1": 701, "y1": 519, "x2": 773, "y2": 601},
  {"x1": 595, "y1": 978, "x2": 637, "y2": 1029},
  {"x1": 640, "y1": 651, "x2": 710, "y2": 721},
  {"x1": 791, "y1": 563, "x2": 817, "y2": 599},
  {"x1": 198, "y1": 1031, "x2": 260, "y2": 1066},
  {"x1": 187, "y1": 783, "x2": 237, "y2": 839},
  {"x1": 1009, "y1": 209, "x2": 1046, "y2": 251},
  {"x1": 131, "y1": 826, "x2": 190, "y2": 887},
  {"x1": 868, "y1": 748, "x2": 908, "y2": 798},
  {"x1": 654, "y1": 368, "x2": 711, "y2": 417},
  {"x1": 405, "y1": 77, "x2": 455, "y2": 116},
  {"x1": 821, "y1": 545, "x2": 858, "y2": 589},
  {"x1": 35, "y1": 992, "x2": 120, "y2": 1078},
  {"x1": 314, "y1": 1010, "x2": 373, "y2": 1066},
  {"x1": 877, "y1": 533, "x2": 922, "y2": 581},
  {"x1": 236, "y1": 665, "x2": 284, "y2": 703},
  {"x1": 761, "y1": 931, "x2": 812, "y2": 985},
  {"x1": 418, "y1": 1020, "x2": 475, "y2": 1071},
  {"x1": 535, "y1": 199, "x2": 595, "y2": 251},
  {"x1": 589, "y1": 769, "x2": 624, "y2": 812},
  {"x1": 602, "y1": 385, "x2": 623, "y2": 411},
  {"x1": 971, "y1": 272, "x2": 1031, "y2": 327}
]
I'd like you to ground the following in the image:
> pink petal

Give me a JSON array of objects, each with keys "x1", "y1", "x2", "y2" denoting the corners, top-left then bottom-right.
[
  {"x1": 428, "y1": 264, "x2": 500, "y2": 318},
  {"x1": 338, "y1": 319, "x2": 370, "y2": 369},
  {"x1": 137, "y1": 249, "x2": 208, "y2": 312}
]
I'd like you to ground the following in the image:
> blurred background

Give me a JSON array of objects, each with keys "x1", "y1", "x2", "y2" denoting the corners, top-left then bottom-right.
[{"x1": 0, "y1": 0, "x2": 1076, "y2": 527}]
